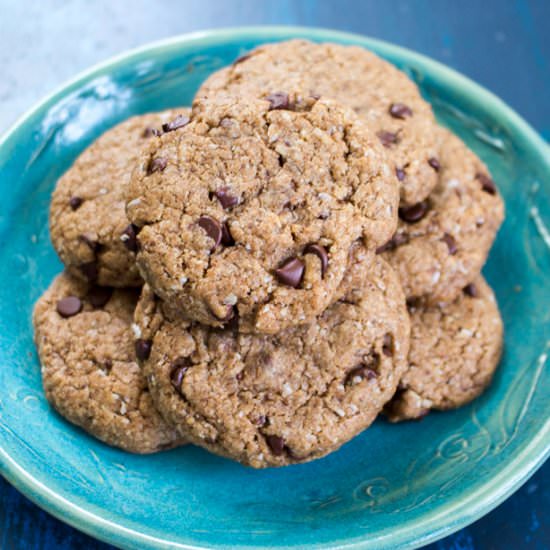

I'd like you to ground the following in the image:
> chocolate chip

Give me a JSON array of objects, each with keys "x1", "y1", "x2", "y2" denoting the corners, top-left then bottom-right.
[
  {"x1": 79, "y1": 234, "x2": 99, "y2": 253},
  {"x1": 463, "y1": 283, "x2": 479, "y2": 298},
  {"x1": 382, "y1": 334, "x2": 394, "y2": 357},
  {"x1": 428, "y1": 157, "x2": 440, "y2": 172},
  {"x1": 345, "y1": 364, "x2": 377, "y2": 386},
  {"x1": 214, "y1": 187, "x2": 239, "y2": 209},
  {"x1": 375, "y1": 232, "x2": 409, "y2": 253},
  {"x1": 198, "y1": 216, "x2": 222, "y2": 250},
  {"x1": 102, "y1": 359, "x2": 113, "y2": 373},
  {"x1": 304, "y1": 244, "x2": 329, "y2": 277},
  {"x1": 56, "y1": 296, "x2": 82, "y2": 318},
  {"x1": 162, "y1": 114, "x2": 190, "y2": 133},
  {"x1": 221, "y1": 222, "x2": 235, "y2": 246},
  {"x1": 170, "y1": 357, "x2": 191, "y2": 393},
  {"x1": 266, "y1": 92, "x2": 290, "y2": 111},
  {"x1": 441, "y1": 233, "x2": 457, "y2": 255},
  {"x1": 476, "y1": 173, "x2": 497, "y2": 195},
  {"x1": 69, "y1": 196, "x2": 83, "y2": 210},
  {"x1": 395, "y1": 167, "x2": 406, "y2": 181},
  {"x1": 147, "y1": 157, "x2": 167, "y2": 175},
  {"x1": 143, "y1": 126, "x2": 160, "y2": 138},
  {"x1": 389, "y1": 103, "x2": 413, "y2": 119},
  {"x1": 80, "y1": 261, "x2": 98, "y2": 282},
  {"x1": 87, "y1": 286, "x2": 113, "y2": 308},
  {"x1": 398, "y1": 200, "x2": 429, "y2": 223},
  {"x1": 275, "y1": 257, "x2": 305, "y2": 288},
  {"x1": 265, "y1": 434, "x2": 286, "y2": 456},
  {"x1": 406, "y1": 297, "x2": 422, "y2": 311},
  {"x1": 121, "y1": 224, "x2": 140, "y2": 252},
  {"x1": 377, "y1": 131, "x2": 399, "y2": 148},
  {"x1": 135, "y1": 339, "x2": 152, "y2": 361}
]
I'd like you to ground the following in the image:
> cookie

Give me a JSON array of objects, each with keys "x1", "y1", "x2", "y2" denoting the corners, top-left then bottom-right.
[
  {"x1": 197, "y1": 39, "x2": 441, "y2": 206},
  {"x1": 385, "y1": 276, "x2": 503, "y2": 422},
  {"x1": 32, "y1": 273, "x2": 184, "y2": 453},
  {"x1": 134, "y1": 248, "x2": 410, "y2": 468},
  {"x1": 127, "y1": 95, "x2": 399, "y2": 334},
  {"x1": 50, "y1": 109, "x2": 190, "y2": 287},
  {"x1": 379, "y1": 128, "x2": 504, "y2": 305}
]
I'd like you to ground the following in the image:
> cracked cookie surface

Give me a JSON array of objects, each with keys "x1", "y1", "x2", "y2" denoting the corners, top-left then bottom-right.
[
  {"x1": 127, "y1": 96, "x2": 399, "y2": 334},
  {"x1": 32, "y1": 273, "x2": 184, "y2": 453},
  {"x1": 380, "y1": 128, "x2": 504, "y2": 305},
  {"x1": 50, "y1": 109, "x2": 190, "y2": 287},
  {"x1": 197, "y1": 39, "x2": 441, "y2": 206},
  {"x1": 135, "y1": 249, "x2": 409, "y2": 468},
  {"x1": 385, "y1": 276, "x2": 503, "y2": 422}
]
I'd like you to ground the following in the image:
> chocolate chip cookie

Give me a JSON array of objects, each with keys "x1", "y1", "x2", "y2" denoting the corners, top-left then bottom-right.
[
  {"x1": 127, "y1": 96, "x2": 399, "y2": 334},
  {"x1": 379, "y1": 128, "x2": 504, "y2": 305},
  {"x1": 197, "y1": 39, "x2": 441, "y2": 206},
  {"x1": 385, "y1": 276, "x2": 503, "y2": 422},
  {"x1": 50, "y1": 109, "x2": 190, "y2": 287},
  {"x1": 134, "y1": 248, "x2": 410, "y2": 468},
  {"x1": 32, "y1": 273, "x2": 184, "y2": 453}
]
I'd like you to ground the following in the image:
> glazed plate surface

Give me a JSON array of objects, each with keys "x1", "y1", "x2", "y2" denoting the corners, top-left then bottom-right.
[{"x1": 0, "y1": 27, "x2": 548, "y2": 550}]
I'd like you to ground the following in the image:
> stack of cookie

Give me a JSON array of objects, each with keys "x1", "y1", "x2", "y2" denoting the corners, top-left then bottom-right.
[{"x1": 33, "y1": 40, "x2": 504, "y2": 467}]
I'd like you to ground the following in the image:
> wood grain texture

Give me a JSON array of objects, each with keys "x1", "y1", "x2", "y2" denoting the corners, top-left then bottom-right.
[{"x1": 0, "y1": 0, "x2": 548, "y2": 548}]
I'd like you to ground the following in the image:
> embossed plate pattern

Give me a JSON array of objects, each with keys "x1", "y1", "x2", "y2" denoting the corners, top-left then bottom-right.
[{"x1": 0, "y1": 27, "x2": 548, "y2": 550}]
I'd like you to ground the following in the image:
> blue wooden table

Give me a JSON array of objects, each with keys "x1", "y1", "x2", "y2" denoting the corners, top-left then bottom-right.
[{"x1": 0, "y1": 1, "x2": 548, "y2": 548}]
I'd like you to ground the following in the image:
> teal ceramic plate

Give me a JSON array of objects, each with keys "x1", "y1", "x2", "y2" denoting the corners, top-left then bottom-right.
[{"x1": 0, "y1": 27, "x2": 548, "y2": 550}]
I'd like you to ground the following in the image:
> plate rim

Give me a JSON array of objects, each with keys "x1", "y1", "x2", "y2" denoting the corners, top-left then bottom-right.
[{"x1": 0, "y1": 25, "x2": 549, "y2": 550}]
